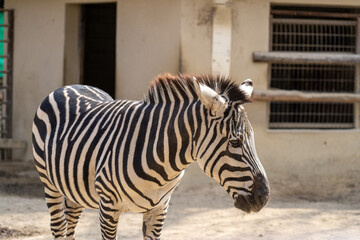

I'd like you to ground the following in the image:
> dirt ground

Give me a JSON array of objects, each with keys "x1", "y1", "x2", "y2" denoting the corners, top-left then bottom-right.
[{"x1": 0, "y1": 161, "x2": 359, "y2": 240}]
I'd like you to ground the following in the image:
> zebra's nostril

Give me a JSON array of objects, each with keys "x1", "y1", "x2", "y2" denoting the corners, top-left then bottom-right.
[
  {"x1": 254, "y1": 188, "x2": 269, "y2": 206},
  {"x1": 253, "y1": 175, "x2": 270, "y2": 206}
]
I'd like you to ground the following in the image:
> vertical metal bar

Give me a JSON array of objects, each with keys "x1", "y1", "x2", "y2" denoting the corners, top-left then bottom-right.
[
  {"x1": 267, "y1": 14, "x2": 274, "y2": 129},
  {"x1": 0, "y1": 9, "x2": 13, "y2": 160},
  {"x1": 352, "y1": 22, "x2": 359, "y2": 128},
  {"x1": 4, "y1": 10, "x2": 13, "y2": 160},
  {"x1": 7, "y1": 10, "x2": 13, "y2": 140}
]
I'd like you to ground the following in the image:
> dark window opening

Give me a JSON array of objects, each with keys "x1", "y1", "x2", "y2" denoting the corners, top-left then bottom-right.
[
  {"x1": 270, "y1": 64, "x2": 355, "y2": 93},
  {"x1": 270, "y1": 102, "x2": 354, "y2": 129}
]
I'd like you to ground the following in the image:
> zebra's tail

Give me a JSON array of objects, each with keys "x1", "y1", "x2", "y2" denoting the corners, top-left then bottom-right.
[{"x1": 32, "y1": 102, "x2": 51, "y2": 187}]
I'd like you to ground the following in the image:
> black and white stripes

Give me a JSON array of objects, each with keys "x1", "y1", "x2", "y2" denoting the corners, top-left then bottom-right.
[{"x1": 32, "y1": 74, "x2": 269, "y2": 240}]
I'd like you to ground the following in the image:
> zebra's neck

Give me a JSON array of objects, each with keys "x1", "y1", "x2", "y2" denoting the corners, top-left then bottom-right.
[{"x1": 133, "y1": 98, "x2": 204, "y2": 181}]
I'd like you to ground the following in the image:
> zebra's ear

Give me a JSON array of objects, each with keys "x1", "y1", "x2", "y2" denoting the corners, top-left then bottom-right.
[
  {"x1": 239, "y1": 79, "x2": 253, "y2": 99},
  {"x1": 193, "y1": 77, "x2": 228, "y2": 116}
]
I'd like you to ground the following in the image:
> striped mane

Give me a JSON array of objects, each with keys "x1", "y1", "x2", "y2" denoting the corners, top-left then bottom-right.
[{"x1": 143, "y1": 73, "x2": 249, "y2": 104}]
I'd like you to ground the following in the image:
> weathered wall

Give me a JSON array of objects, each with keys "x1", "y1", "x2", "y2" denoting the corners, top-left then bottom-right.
[
  {"x1": 116, "y1": 0, "x2": 181, "y2": 100},
  {"x1": 180, "y1": 0, "x2": 212, "y2": 74},
  {"x1": 6, "y1": 0, "x2": 66, "y2": 160}
]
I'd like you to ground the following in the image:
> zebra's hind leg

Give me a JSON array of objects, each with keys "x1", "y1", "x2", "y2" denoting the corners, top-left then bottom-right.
[
  {"x1": 99, "y1": 198, "x2": 122, "y2": 240},
  {"x1": 44, "y1": 186, "x2": 67, "y2": 239},
  {"x1": 64, "y1": 198, "x2": 84, "y2": 240},
  {"x1": 142, "y1": 200, "x2": 170, "y2": 240}
]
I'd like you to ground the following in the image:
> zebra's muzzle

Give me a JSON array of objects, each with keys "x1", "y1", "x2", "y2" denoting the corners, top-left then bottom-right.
[
  {"x1": 234, "y1": 195, "x2": 253, "y2": 213},
  {"x1": 233, "y1": 175, "x2": 270, "y2": 213},
  {"x1": 233, "y1": 194, "x2": 264, "y2": 213}
]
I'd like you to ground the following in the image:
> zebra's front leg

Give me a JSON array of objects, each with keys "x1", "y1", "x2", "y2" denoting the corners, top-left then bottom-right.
[
  {"x1": 64, "y1": 198, "x2": 84, "y2": 240},
  {"x1": 142, "y1": 201, "x2": 170, "y2": 240}
]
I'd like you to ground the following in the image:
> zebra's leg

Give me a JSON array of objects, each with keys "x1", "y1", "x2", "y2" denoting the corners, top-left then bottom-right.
[
  {"x1": 99, "y1": 198, "x2": 122, "y2": 240},
  {"x1": 44, "y1": 186, "x2": 68, "y2": 240},
  {"x1": 142, "y1": 200, "x2": 170, "y2": 240},
  {"x1": 64, "y1": 198, "x2": 85, "y2": 240}
]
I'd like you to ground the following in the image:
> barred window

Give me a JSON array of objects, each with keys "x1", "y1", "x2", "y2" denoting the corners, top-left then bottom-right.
[
  {"x1": 268, "y1": 5, "x2": 360, "y2": 129},
  {"x1": 270, "y1": 64, "x2": 356, "y2": 93},
  {"x1": 272, "y1": 19, "x2": 357, "y2": 53}
]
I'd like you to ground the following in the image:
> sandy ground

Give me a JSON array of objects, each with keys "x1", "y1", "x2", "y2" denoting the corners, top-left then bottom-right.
[{"x1": 0, "y1": 161, "x2": 359, "y2": 240}]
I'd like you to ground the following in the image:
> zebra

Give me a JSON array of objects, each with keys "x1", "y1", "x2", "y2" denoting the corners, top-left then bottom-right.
[{"x1": 32, "y1": 73, "x2": 270, "y2": 240}]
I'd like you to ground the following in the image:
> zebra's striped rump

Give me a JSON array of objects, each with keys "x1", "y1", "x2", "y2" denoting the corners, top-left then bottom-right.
[{"x1": 32, "y1": 74, "x2": 269, "y2": 240}]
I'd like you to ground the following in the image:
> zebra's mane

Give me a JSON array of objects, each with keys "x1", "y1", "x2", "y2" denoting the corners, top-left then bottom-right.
[{"x1": 143, "y1": 73, "x2": 249, "y2": 104}]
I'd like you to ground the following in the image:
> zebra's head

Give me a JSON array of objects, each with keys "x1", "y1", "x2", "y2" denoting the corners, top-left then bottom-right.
[{"x1": 193, "y1": 77, "x2": 270, "y2": 213}]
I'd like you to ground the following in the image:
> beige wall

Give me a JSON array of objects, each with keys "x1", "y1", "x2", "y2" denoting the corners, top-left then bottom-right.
[
  {"x1": 116, "y1": 0, "x2": 181, "y2": 100},
  {"x1": 5, "y1": 0, "x2": 360, "y2": 198},
  {"x1": 6, "y1": 0, "x2": 66, "y2": 160},
  {"x1": 180, "y1": 0, "x2": 212, "y2": 74}
]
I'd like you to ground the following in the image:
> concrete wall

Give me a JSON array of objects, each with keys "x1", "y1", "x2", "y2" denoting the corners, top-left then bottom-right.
[
  {"x1": 116, "y1": 0, "x2": 181, "y2": 100},
  {"x1": 180, "y1": 0, "x2": 212, "y2": 74},
  {"x1": 5, "y1": 0, "x2": 360, "y2": 198},
  {"x1": 6, "y1": 0, "x2": 66, "y2": 160}
]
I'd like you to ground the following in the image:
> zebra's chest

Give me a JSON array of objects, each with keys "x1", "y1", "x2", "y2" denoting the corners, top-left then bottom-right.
[{"x1": 95, "y1": 164, "x2": 185, "y2": 213}]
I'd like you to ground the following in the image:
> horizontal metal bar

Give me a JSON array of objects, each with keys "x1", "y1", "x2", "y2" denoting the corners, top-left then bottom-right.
[
  {"x1": 0, "y1": 9, "x2": 14, "y2": 12},
  {"x1": 0, "y1": 139, "x2": 27, "y2": 149},
  {"x1": 271, "y1": 9, "x2": 360, "y2": 19},
  {"x1": 269, "y1": 122, "x2": 354, "y2": 129},
  {"x1": 272, "y1": 18, "x2": 357, "y2": 26},
  {"x1": 253, "y1": 52, "x2": 360, "y2": 65},
  {"x1": 252, "y1": 89, "x2": 360, "y2": 103}
]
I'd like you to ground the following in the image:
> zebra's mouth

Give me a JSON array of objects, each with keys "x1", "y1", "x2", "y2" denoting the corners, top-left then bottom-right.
[{"x1": 233, "y1": 194, "x2": 263, "y2": 213}]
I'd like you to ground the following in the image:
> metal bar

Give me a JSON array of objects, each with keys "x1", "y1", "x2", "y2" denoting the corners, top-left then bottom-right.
[
  {"x1": 0, "y1": 9, "x2": 16, "y2": 12},
  {"x1": 253, "y1": 51, "x2": 360, "y2": 64},
  {"x1": 269, "y1": 122, "x2": 354, "y2": 129},
  {"x1": 253, "y1": 89, "x2": 360, "y2": 103},
  {"x1": 3, "y1": 10, "x2": 15, "y2": 161},
  {"x1": 7, "y1": 10, "x2": 14, "y2": 137},
  {"x1": 355, "y1": 18, "x2": 360, "y2": 128},
  {"x1": 272, "y1": 18, "x2": 357, "y2": 26},
  {"x1": 0, "y1": 139, "x2": 27, "y2": 149},
  {"x1": 271, "y1": 10, "x2": 360, "y2": 19}
]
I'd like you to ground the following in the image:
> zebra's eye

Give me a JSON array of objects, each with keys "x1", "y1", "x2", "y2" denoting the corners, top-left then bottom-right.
[{"x1": 229, "y1": 137, "x2": 243, "y2": 148}]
